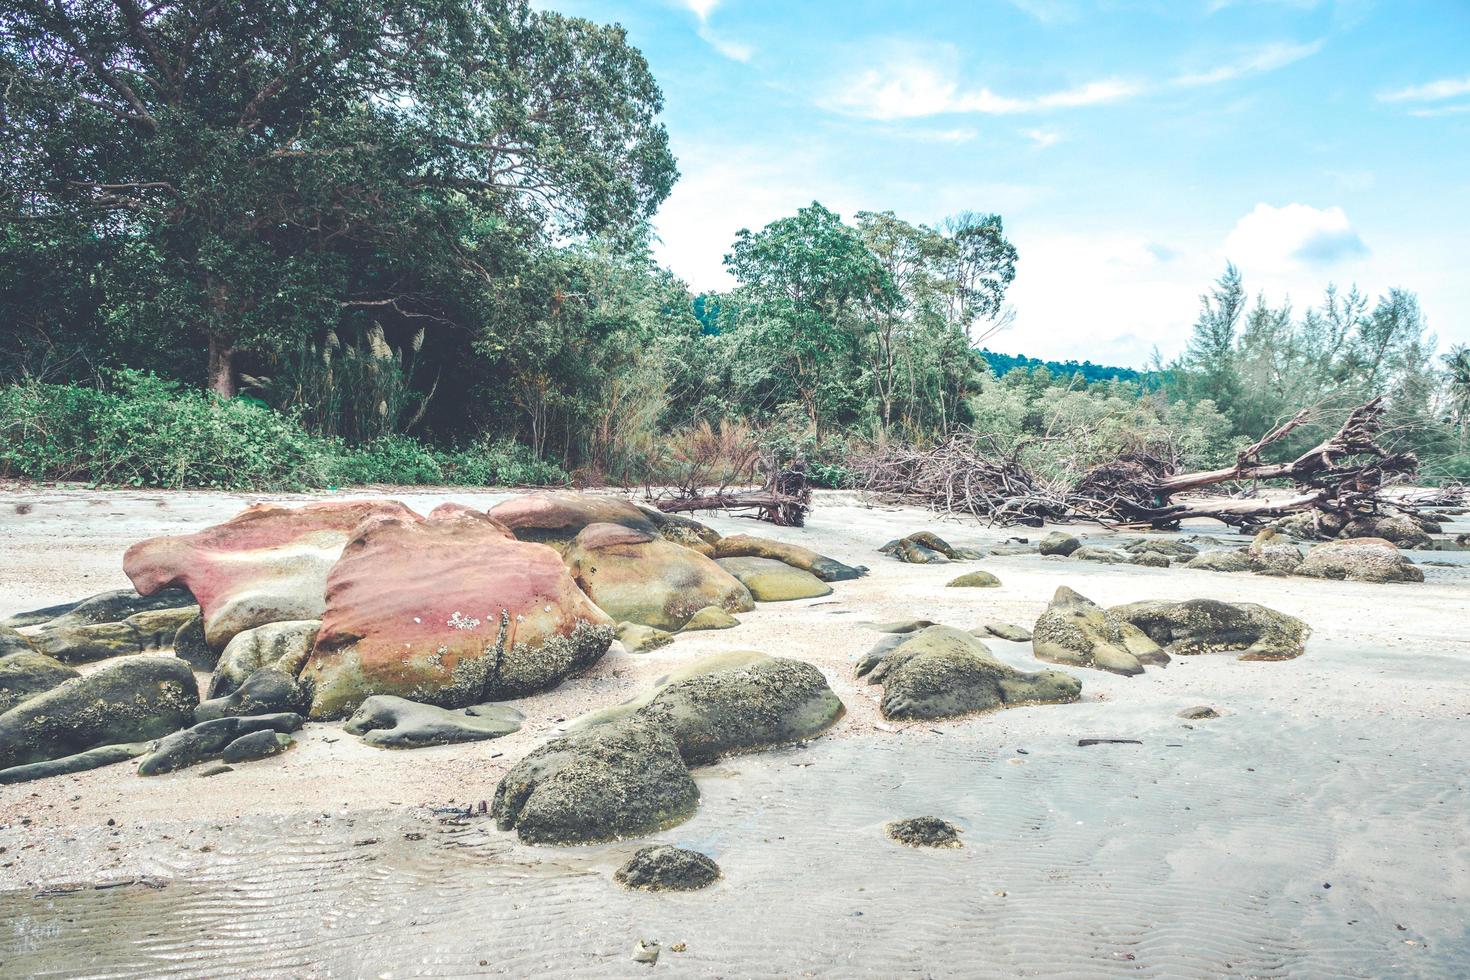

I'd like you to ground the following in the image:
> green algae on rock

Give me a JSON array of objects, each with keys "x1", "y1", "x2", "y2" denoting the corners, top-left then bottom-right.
[
  {"x1": 0, "y1": 656, "x2": 199, "y2": 770},
  {"x1": 857, "y1": 625, "x2": 1080, "y2": 721},
  {"x1": 1032, "y1": 586, "x2": 1169, "y2": 676},
  {"x1": 887, "y1": 816, "x2": 964, "y2": 848},
  {"x1": 716, "y1": 556, "x2": 833, "y2": 601},
  {"x1": 614, "y1": 844, "x2": 722, "y2": 891},
  {"x1": 711, "y1": 533, "x2": 866, "y2": 582},
  {"x1": 946, "y1": 570, "x2": 1001, "y2": 588},
  {"x1": 1109, "y1": 599, "x2": 1310, "y2": 661},
  {"x1": 0, "y1": 650, "x2": 79, "y2": 714}
]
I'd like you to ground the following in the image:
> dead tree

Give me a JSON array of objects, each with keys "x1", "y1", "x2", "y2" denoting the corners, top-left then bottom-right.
[{"x1": 1068, "y1": 397, "x2": 1418, "y2": 528}]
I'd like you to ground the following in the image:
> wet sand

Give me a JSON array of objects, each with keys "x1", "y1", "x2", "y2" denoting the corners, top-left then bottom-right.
[{"x1": 1, "y1": 485, "x2": 1468, "y2": 977}]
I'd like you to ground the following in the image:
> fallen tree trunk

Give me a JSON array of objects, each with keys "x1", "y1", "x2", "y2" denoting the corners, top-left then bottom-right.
[
  {"x1": 651, "y1": 490, "x2": 811, "y2": 526},
  {"x1": 1069, "y1": 396, "x2": 1418, "y2": 528}
]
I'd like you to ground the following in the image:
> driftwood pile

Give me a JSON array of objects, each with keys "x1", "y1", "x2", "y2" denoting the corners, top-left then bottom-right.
[{"x1": 856, "y1": 396, "x2": 1432, "y2": 530}]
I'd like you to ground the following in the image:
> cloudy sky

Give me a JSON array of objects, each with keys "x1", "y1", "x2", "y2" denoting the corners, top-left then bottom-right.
[{"x1": 550, "y1": 0, "x2": 1470, "y2": 367}]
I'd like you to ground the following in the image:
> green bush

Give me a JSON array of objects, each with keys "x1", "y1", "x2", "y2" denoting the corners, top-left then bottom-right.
[
  {"x1": 439, "y1": 436, "x2": 569, "y2": 487},
  {"x1": 327, "y1": 434, "x2": 446, "y2": 486},
  {"x1": 0, "y1": 375, "x2": 566, "y2": 491},
  {"x1": 1, "y1": 371, "x2": 331, "y2": 490}
]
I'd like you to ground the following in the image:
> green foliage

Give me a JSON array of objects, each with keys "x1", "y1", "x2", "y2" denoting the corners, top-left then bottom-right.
[
  {"x1": 0, "y1": 372, "x2": 567, "y2": 490},
  {"x1": 0, "y1": 370, "x2": 330, "y2": 489},
  {"x1": 2, "y1": 0, "x2": 676, "y2": 396}
]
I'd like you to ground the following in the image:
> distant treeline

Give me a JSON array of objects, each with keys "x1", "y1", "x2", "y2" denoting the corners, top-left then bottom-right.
[{"x1": 980, "y1": 350, "x2": 1146, "y2": 384}]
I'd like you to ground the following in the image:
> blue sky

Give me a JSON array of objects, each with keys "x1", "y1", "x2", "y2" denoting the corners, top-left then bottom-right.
[{"x1": 550, "y1": 0, "x2": 1470, "y2": 367}]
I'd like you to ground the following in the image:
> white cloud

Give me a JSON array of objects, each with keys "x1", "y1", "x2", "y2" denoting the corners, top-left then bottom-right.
[
  {"x1": 823, "y1": 38, "x2": 1321, "y2": 122},
  {"x1": 698, "y1": 26, "x2": 752, "y2": 62},
  {"x1": 678, "y1": 0, "x2": 721, "y2": 20},
  {"x1": 1378, "y1": 75, "x2": 1470, "y2": 103},
  {"x1": 1173, "y1": 39, "x2": 1324, "y2": 87},
  {"x1": 676, "y1": 0, "x2": 753, "y2": 62},
  {"x1": 1005, "y1": 0, "x2": 1081, "y2": 24},
  {"x1": 1224, "y1": 202, "x2": 1368, "y2": 268},
  {"x1": 823, "y1": 55, "x2": 1140, "y2": 120},
  {"x1": 1408, "y1": 103, "x2": 1470, "y2": 119},
  {"x1": 1022, "y1": 128, "x2": 1063, "y2": 148}
]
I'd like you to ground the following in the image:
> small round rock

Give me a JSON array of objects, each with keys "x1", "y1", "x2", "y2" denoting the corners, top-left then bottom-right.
[
  {"x1": 1178, "y1": 705, "x2": 1220, "y2": 720},
  {"x1": 614, "y1": 844, "x2": 722, "y2": 891},
  {"x1": 886, "y1": 816, "x2": 963, "y2": 848}
]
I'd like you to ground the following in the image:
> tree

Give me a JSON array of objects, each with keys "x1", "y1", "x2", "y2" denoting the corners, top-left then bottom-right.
[
  {"x1": 1, "y1": 0, "x2": 676, "y2": 396},
  {"x1": 1177, "y1": 262, "x2": 1245, "y2": 418},
  {"x1": 723, "y1": 202, "x2": 894, "y2": 438},
  {"x1": 1443, "y1": 344, "x2": 1470, "y2": 446}
]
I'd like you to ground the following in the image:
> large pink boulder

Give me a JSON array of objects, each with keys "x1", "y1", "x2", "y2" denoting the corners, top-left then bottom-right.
[
  {"x1": 488, "y1": 492, "x2": 720, "y2": 553},
  {"x1": 301, "y1": 506, "x2": 613, "y2": 719},
  {"x1": 123, "y1": 500, "x2": 419, "y2": 651}
]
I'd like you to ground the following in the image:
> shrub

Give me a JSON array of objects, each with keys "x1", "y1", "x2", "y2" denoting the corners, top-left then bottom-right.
[
  {"x1": 439, "y1": 436, "x2": 568, "y2": 487},
  {"x1": 0, "y1": 371, "x2": 331, "y2": 490},
  {"x1": 327, "y1": 434, "x2": 445, "y2": 486}
]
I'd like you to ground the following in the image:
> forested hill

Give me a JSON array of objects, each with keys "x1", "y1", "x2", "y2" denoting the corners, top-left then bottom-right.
[{"x1": 979, "y1": 350, "x2": 1144, "y2": 383}]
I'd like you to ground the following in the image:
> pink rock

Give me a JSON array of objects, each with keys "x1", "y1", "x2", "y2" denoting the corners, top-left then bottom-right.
[
  {"x1": 301, "y1": 508, "x2": 613, "y2": 719},
  {"x1": 123, "y1": 500, "x2": 420, "y2": 651}
]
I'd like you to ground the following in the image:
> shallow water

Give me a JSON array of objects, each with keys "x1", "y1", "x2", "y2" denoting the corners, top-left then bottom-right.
[{"x1": 4, "y1": 706, "x2": 1467, "y2": 978}]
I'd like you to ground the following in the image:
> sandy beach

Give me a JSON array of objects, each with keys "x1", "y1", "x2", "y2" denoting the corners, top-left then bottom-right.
[{"x1": 1, "y1": 485, "x2": 1467, "y2": 977}]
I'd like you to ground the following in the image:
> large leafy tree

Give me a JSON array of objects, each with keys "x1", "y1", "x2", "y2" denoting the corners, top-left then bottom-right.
[
  {"x1": 1, "y1": 0, "x2": 676, "y2": 395},
  {"x1": 724, "y1": 202, "x2": 894, "y2": 438}
]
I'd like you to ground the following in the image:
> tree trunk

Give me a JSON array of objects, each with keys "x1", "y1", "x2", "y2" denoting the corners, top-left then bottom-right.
[{"x1": 207, "y1": 334, "x2": 236, "y2": 398}]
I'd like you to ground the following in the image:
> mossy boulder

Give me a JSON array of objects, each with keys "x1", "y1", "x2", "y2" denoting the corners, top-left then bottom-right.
[
  {"x1": 0, "y1": 651, "x2": 80, "y2": 714},
  {"x1": 711, "y1": 534, "x2": 865, "y2": 582},
  {"x1": 572, "y1": 651, "x2": 845, "y2": 765},
  {"x1": 136, "y1": 712, "x2": 303, "y2": 775},
  {"x1": 977, "y1": 621, "x2": 1032, "y2": 643},
  {"x1": 857, "y1": 625, "x2": 1081, "y2": 721},
  {"x1": 679, "y1": 606, "x2": 739, "y2": 631},
  {"x1": 1129, "y1": 551, "x2": 1172, "y2": 568},
  {"x1": 1248, "y1": 528, "x2": 1304, "y2": 575},
  {"x1": 30, "y1": 621, "x2": 144, "y2": 664},
  {"x1": 564, "y1": 522, "x2": 753, "y2": 631},
  {"x1": 172, "y1": 614, "x2": 215, "y2": 670},
  {"x1": 1184, "y1": 549, "x2": 1255, "y2": 573},
  {"x1": 614, "y1": 844, "x2": 722, "y2": 891},
  {"x1": 1340, "y1": 514, "x2": 1432, "y2": 550},
  {"x1": 492, "y1": 717, "x2": 700, "y2": 845},
  {"x1": 1110, "y1": 599, "x2": 1310, "y2": 661},
  {"x1": 220, "y1": 729, "x2": 293, "y2": 764},
  {"x1": 1070, "y1": 545, "x2": 1130, "y2": 564},
  {"x1": 195, "y1": 666, "x2": 310, "y2": 722},
  {"x1": 125, "y1": 606, "x2": 202, "y2": 650},
  {"x1": 1032, "y1": 586, "x2": 1169, "y2": 676},
  {"x1": 880, "y1": 532, "x2": 983, "y2": 564},
  {"x1": 946, "y1": 570, "x2": 1001, "y2": 588},
  {"x1": 0, "y1": 656, "x2": 199, "y2": 770},
  {"x1": 1038, "y1": 532, "x2": 1081, "y2": 557},
  {"x1": 208, "y1": 620, "x2": 320, "y2": 699},
  {"x1": 344, "y1": 695, "x2": 522, "y2": 748},
  {"x1": 887, "y1": 816, "x2": 963, "y2": 848},
  {"x1": 1124, "y1": 539, "x2": 1199, "y2": 560},
  {"x1": 24, "y1": 587, "x2": 195, "y2": 631},
  {"x1": 499, "y1": 652, "x2": 843, "y2": 844},
  {"x1": 715, "y1": 556, "x2": 832, "y2": 601},
  {"x1": 616, "y1": 622, "x2": 674, "y2": 653},
  {"x1": 0, "y1": 624, "x2": 36, "y2": 658},
  {"x1": 1296, "y1": 538, "x2": 1424, "y2": 583}
]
